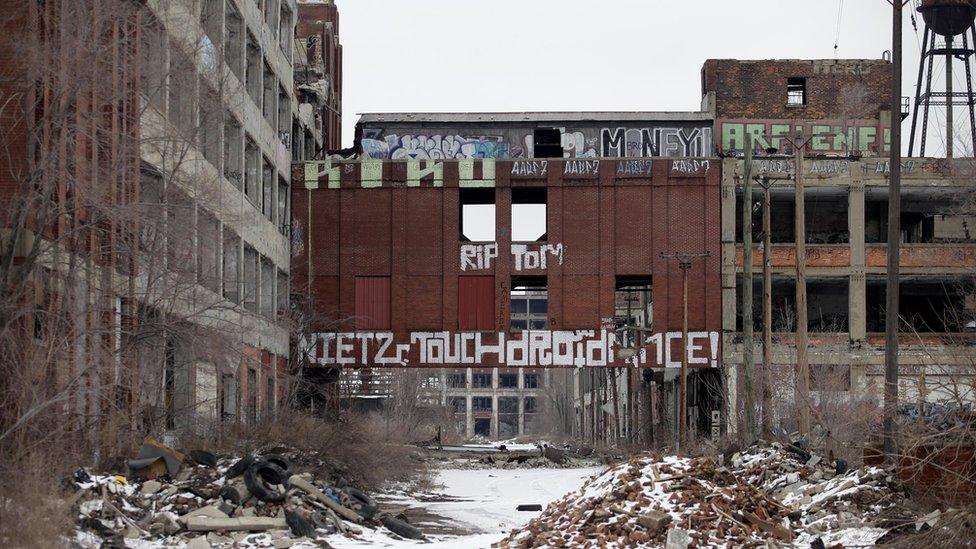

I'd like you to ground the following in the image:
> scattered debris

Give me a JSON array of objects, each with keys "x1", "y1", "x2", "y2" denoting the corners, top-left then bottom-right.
[
  {"x1": 500, "y1": 441, "x2": 923, "y2": 548},
  {"x1": 71, "y1": 443, "x2": 425, "y2": 547}
]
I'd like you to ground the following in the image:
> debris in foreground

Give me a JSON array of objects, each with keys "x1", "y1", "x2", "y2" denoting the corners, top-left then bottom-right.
[
  {"x1": 499, "y1": 441, "x2": 925, "y2": 548},
  {"x1": 71, "y1": 440, "x2": 424, "y2": 548}
]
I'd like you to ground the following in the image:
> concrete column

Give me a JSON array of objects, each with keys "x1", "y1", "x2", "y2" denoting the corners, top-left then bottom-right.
[
  {"x1": 465, "y1": 395, "x2": 473, "y2": 438},
  {"x1": 517, "y1": 395, "x2": 525, "y2": 436},
  {"x1": 491, "y1": 395, "x2": 499, "y2": 439},
  {"x1": 720, "y1": 159, "x2": 739, "y2": 436},
  {"x1": 848, "y1": 180, "x2": 866, "y2": 341}
]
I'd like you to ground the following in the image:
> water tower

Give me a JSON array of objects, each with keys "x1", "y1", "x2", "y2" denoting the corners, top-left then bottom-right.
[{"x1": 909, "y1": 0, "x2": 976, "y2": 157}]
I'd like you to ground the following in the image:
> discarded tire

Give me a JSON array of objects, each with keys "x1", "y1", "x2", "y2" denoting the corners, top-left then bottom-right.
[
  {"x1": 381, "y1": 514, "x2": 424, "y2": 540},
  {"x1": 345, "y1": 487, "x2": 379, "y2": 520},
  {"x1": 243, "y1": 460, "x2": 287, "y2": 503},
  {"x1": 285, "y1": 509, "x2": 316, "y2": 537},
  {"x1": 189, "y1": 450, "x2": 217, "y2": 468},
  {"x1": 260, "y1": 453, "x2": 293, "y2": 477},
  {"x1": 224, "y1": 455, "x2": 256, "y2": 479}
]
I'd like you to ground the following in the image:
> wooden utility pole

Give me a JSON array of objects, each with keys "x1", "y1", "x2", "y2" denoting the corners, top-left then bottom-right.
[
  {"x1": 779, "y1": 130, "x2": 813, "y2": 437},
  {"x1": 884, "y1": 0, "x2": 906, "y2": 459},
  {"x1": 742, "y1": 133, "x2": 757, "y2": 442},
  {"x1": 660, "y1": 251, "x2": 711, "y2": 451}
]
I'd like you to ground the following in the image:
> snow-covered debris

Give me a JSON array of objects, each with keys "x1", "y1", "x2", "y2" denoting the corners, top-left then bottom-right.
[{"x1": 499, "y1": 442, "x2": 920, "y2": 548}]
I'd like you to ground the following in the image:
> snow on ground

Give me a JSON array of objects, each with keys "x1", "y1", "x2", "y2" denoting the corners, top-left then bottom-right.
[{"x1": 327, "y1": 466, "x2": 602, "y2": 549}]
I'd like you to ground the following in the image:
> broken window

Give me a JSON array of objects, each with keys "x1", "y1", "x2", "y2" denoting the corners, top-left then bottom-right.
[
  {"x1": 220, "y1": 373, "x2": 237, "y2": 421},
  {"x1": 498, "y1": 397, "x2": 519, "y2": 437},
  {"x1": 222, "y1": 229, "x2": 240, "y2": 303},
  {"x1": 867, "y1": 277, "x2": 972, "y2": 333},
  {"x1": 223, "y1": 113, "x2": 243, "y2": 188},
  {"x1": 459, "y1": 188, "x2": 495, "y2": 242},
  {"x1": 523, "y1": 396, "x2": 538, "y2": 433},
  {"x1": 787, "y1": 77, "x2": 806, "y2": 106},
  {"x1": 458, "y1": 276, "x2": 494, "y2": 331},
  {"x1": 276, "y1": 269, "x2": 288, "y2": 320},
  {"x1": 277, "y1": 176, "x2": 289, "y2": 235},
  {"x1": 472, "y1": 371, "x2": 493, "y2": 388},
  {"x1": 224, "y1": 1, "x2": 245, "y2": 81},
  {"x1": 139, "y1": 169, "x2": 166, "y2": 259},
  {"x1": 245, "y1": 137, "x2": 260, "y2": 205},
  {"x1": 262, "y1": 155, "x2": 274, "y2": 221},
  {"x1": 533, "y1": 128, "x2": 563, "y2": 158},
  {"x1": 166, "y1": 187, "x2": 195, "y2": 277},
  {"x1": 263, "y1": 62, "x2": 276, "y2": 127},
  {"x1": 511, "y1": 187, "x2": 547, "y2": 242},
  {"x1": 266, "y1": 375, "x2": 276, "y2": 416},
  {"x1": 450, "y1": 396, "x2": 466, "y2": 414},
  {"x1": 245, "y1": 32, "x2": 262, "y2": 107},
  {"x1": 523, "y1": 373, "x2": 540, "y2": 389},
  {"x1": 736, "y1": 191, "x2": 848, "y2": 244},
  {"x1": 260, "y1": 257, "x2": 275, "y2": 318},
  {"x1": 472, "y1": 397, "x2": 492, "y2": 412},
  {"x1": 200, "y1": 86, "x2": 222, "y2": 170},
  {"x1": 510, "y1": 276, "x2": 548, "y2": 331},
  {"x1": 197, "y1": 209, "x2": 221, "y2": 295},
  {"x1": 741, "y1": 276, "x2": 848, "y2": 333},
  {"x1": 168, "y1": 40, "x2": 198, "y2": 137},
  {"x1": 243, "y1": 245, "x2": 258, "y2": 313},
  {"x1": 615, "y1": 276, "x2": 653, "y2": 348},
  {"x1": 279, "y1": 2, "x2": 293, "y2": 56},
  {"x1": 278, "y1": 86, "x2": 290, "y2": 146},
  {"x1": 139, "y1": 16, "x2": 167, "y2": 115},
  {"x1": 264, "y1": 0, "x2": 279, "y2": 38},
  {"x1": 247, "y1": 367, "x2": 257, "y2": 423},
  {"x1": 498, "y1": 372, "x2": 518, "y2": 389},
  {"x1": 200, "y1": 0, "x2": 222, "y2": 48},
  {"x1": 354, "y1": 276, "x2": 391, "y2": 329},
  {"x1": 447, "y1": 372, "x2": 467, "y2": 388}
]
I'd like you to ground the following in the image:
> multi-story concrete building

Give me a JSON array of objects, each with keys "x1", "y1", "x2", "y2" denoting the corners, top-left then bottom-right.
[
  {"x1": 0, "y1": 0, "x2": 327, "y2": 433},
  {"x1": 708, "y1": 59, "x2": 976, "y2": 431}
]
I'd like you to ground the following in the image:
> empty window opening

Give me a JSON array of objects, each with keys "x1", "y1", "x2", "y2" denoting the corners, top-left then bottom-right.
[
  {"x1": 247, "y1": 367, "x2": 257, "y2": 422},
  {"x1": 219, "y1": 373, "x2": 237, "y2": 421},
  {"x1": 523, "y1": 373, "x2": 540, "y2": 389},
  {"x1": 511, "y1": 187, "x2": 547, "y2": 242},
  {"x1": 222, "y1": 229, "x2": 240, "y2": 303},
  {"x1": 498, "y1": 371, "x2": 518, "y2": 388},
  {"x1": 262, "y1": 155, "x2": 274, "y2": 221},
  {"x1": 260, "y1": 257, "x2": 275, "y2": 318},
  {"x1": 459, "y1": 187, "x2": 495, "y2": 242},
  {"x1": 447, "y1": 372, "x2": 467, "y2": 388},
  {"x1": 474, "y1": 418, "x2": 491, "y2": 436},
  {"x1": 498, "y1": 396, "x2": 519, "y2": 437},
  {"x1": 276, "y1": 269, "x2": 288, "y2": 320},
  {"x1": 450, "y1": 396, "x2": 466, "y2": 414},
  {"x1": 510, "y1": 276, "x2": 548, "y2": 331},
  {"x1": 266, "y1": 376, "x2": 276, "y2": 416},
  {"x1": 736, "y1": 190, "x2": 848, "y2": 244},
  {"x1": 534, "y1": 128, "x2": 563, "y2": 158},
  {"x1": 242, "y1": 245, "x2": 258, "y2": 313},
  {"x1": 245, "y1": 33, "x2": 262, "y2": 107},
  {"x1": 787, "y1": 77, "x2": 807, "y2": 106},
  {"x1": 523, "y1": 396, "x2": 538, "y2": 433},
  {"x1": 867, "y1": 277, "x2": 972, "y2": 333},
  {"x1": 472, "y1": 371, "x2": 493, "y2": 388},
  {"x1": 740, "y1": 276, "x2": 848, "y2": 333},
  {"x1": 615, "y1": 276, "x2": 653, "y2": 347},
  {"x1": 263, "y1": 62, "x2": 276, "y2": 126},
  {"x1": 245, "y1": 137, "x2": 260, "y2": 205},
  {"x1": 224, "y1": 2, "x2": 245, "y2": 80},
  {"x1": 223, "y1": 113, "x2": 243, "y2": 187}
]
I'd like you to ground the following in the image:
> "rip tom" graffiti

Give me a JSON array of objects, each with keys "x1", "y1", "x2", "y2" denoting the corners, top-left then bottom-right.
[{"x1": 460, "y1": 243, "x2": 565, "y2": 271}]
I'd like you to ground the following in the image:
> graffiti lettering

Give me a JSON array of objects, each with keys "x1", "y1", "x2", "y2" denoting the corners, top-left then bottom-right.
[
  {"x1": 304, "y1": 330, "x2": 720, "y2": 368},
  {"x1": 866, "y1": 159, "x2": 918, "y2": 175},
  {"x1": 601, "y1": 127, "x2": 712, "y2": 158},
  {"x1": 720, "y1": 121, "x2": 890, "y2": 155},
  {"x1": 563, "y1": 160, "x2": 600, "y2": 176},
  {"x1": 362, "y1": 133, "x2": 510, "y2": 160},
  {"x1": 511, "y1": 160, "x2": 549, "y2": 177},
  {"x1": 671, "y1": 159, "x2": 710, "y2": 174},
  {"x1": 460, "y1": 242, "x2": 565, "y2": 271},
  {"x1": 616, "y1": 159, "x2": 653, "y2": 176},
  {"x1": 808, "y1": 160, "x2": 849, "y2": 176}
]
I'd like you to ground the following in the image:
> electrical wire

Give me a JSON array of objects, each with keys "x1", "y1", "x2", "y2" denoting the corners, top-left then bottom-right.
[{"x1": 833, "y1": 0, "x2": 845, "y2": 57}]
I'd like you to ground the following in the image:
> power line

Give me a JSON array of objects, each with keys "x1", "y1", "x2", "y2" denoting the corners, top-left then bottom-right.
[{"x1": 833, "y1": 0, "x2": 845, "y2": 57}]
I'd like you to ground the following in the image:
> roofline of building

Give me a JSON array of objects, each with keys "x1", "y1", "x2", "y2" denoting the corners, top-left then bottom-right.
[{"x1": 356, "y1": 111, "x2": 713, "y2": 124}]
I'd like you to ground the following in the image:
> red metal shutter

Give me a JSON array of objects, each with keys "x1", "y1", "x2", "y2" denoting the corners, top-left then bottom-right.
[
  {"x1": 459, "y1": 276, "x2": 495, "y2": 330},
  {"x1": 355, "y1": 276, "x2": 391, "y2": 329}
]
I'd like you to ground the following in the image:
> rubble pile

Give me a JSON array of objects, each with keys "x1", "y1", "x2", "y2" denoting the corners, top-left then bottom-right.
[
  {"x1": 500, "y1": 442, "x2": 922, "y2": 548},
  {"x1": 71, "y1": 439, "x2": 425, "y2": 548}
]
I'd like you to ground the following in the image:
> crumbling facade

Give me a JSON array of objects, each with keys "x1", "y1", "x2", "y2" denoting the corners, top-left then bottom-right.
[
  {"x1": 0, "y1": 0, "x2": 323, "y2": 434},
  {"x1": 709, "y1": 59, "x2": 976, "y2": 429},
  {"x1": 296, "y1": 0, "x2": 342, "y2": 152},
  {"x1": 293, "y1": 154, "x2": 722, "y2": 438}
]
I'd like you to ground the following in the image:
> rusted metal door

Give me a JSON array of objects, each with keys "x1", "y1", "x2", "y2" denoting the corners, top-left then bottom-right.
[
  {"x1": 458, "y1": 276, "x2": 494, "y2": 330},
  {"x1": 354, "y1": 276, "x2": 391, "y2": 329}
]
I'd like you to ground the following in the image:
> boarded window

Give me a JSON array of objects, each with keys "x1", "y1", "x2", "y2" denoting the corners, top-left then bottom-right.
[
  {"x1": 354, "y1": 276, "x2": 391, "y2": 329},
  {"x1": 458, "y1": 276, "x2": 494, "y2": 330}
]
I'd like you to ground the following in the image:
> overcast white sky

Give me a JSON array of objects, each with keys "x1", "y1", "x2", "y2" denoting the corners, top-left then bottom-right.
[{"x1": 334, "y1": 0, "x2": 954, "y2": 153}]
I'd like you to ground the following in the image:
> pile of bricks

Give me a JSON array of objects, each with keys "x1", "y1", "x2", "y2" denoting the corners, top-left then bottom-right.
[{"x1": 499, "y1": 442, "x2": 920, "y2": 548}]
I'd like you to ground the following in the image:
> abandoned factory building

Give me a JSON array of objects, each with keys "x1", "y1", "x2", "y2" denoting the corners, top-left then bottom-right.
[
  {"x1": 293, "y1": 155, "x2": 722, "y2": 438},
  {"x1": 295, "y1": 56, "x2": 975, "y2": 441}
]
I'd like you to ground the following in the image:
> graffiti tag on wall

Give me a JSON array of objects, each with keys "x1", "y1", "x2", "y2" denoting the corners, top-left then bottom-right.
[
  {"x1": 719, "y1": 121, "x2": 891, "y2": 155},
  {"x1": 460, "y1": 243, "x2": 565, "y2": 271},
  {"x1": 303, "y1": 330, "x2": 720, "y2": 368},
  {"x1": 362, "y1": 133, "x2": 512, "y2": 160},
  {"x1": 601, "y1": 127, "x2": 712, "y2": 158}
]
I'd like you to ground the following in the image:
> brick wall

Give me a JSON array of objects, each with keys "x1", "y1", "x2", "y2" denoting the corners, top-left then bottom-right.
[{"x1": 294, "y1": 158, "x2": 722, "y2": 368}]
